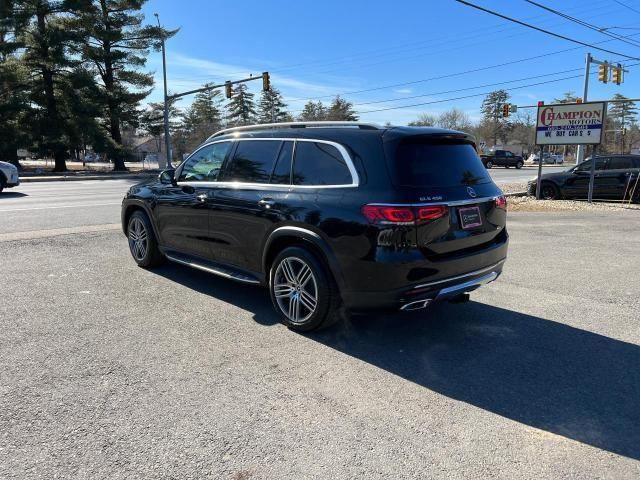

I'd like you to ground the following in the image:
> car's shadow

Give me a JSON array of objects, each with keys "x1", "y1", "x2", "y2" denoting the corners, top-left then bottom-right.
[
  {"x1": 152, "y1": 262, "x2": 640, "y2": 460},
  {"x1": 0, "y1": 192, "x2": 28, "y2": 198}
]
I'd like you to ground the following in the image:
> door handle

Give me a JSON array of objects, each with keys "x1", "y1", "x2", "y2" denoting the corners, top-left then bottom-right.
[
  {"x1": 258, "y1": 198, "x2": 275, "y2": 208},
  {"x1": 197, "y1": 193, "x2": 208, "y2": 202}
]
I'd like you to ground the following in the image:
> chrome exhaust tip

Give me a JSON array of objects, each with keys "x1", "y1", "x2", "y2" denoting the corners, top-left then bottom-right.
[{"x1": 400, "y1": 299, "x2": 432, "y2": 311}]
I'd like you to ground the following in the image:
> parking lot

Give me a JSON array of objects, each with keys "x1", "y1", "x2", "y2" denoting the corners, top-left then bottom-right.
[{"x1": 1, "y1": 179, "x2": 639, "y2": 479}]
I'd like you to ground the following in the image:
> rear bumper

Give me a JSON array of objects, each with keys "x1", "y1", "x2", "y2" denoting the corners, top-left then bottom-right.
[
  {"x1": 340, "y1": 232, "x2": 508, "y2": 311},
  {"x1": 342, "y1": 259, "x2": 505, "y2": 311}
]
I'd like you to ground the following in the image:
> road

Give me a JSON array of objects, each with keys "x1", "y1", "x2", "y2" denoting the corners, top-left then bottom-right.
[
  {"x1": 488, "y1": 164, "x2": 564, "y2": 185},
  {"x1": 0, "y1": 180, "x2": 136, "y2": 237},
  {"x1": 1, "y1": 179, "x2": 639, "y2": 478},
  {"x1": 1, "y1": 165, "x2": 559, "y2": 235}
]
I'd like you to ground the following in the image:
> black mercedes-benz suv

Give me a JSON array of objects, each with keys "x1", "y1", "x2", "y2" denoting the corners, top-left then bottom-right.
[{"x1": 122, "y1": 122, "x2": 508, "y2": 331}]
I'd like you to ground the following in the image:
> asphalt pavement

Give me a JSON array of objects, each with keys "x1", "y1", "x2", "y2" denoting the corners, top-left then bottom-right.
[
  {"x1": 487, "y1": 164, "x2": 563, "y2": 185},
  {"x1": 1, "y1": 178, "x2": 639, "y2": 478}
]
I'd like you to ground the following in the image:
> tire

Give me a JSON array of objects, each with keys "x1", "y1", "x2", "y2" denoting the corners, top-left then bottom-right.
[
  {"x1": 127, "y1": 210, "x2": 164, "y2": 268},
  {"x1": 505, "y1": 165, "x2": 510, "y2": 169},
  {"x1": 516, "y1": 161, "x2": 523, "y2": 169},
  {"x1": 540, "y1": 181, "x2": 560, "y2": 200},
  {"x1": 485, "y1": 161, "x2": 493, "y2": 169},
  {"x1": 269, "y1": 246, "x2": 341, "y2": 332}
]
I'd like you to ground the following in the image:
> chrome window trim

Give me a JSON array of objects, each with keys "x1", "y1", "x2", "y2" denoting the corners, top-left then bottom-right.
[{"x1": 177, "y1": 137, "x2": 359, "y2": 189}]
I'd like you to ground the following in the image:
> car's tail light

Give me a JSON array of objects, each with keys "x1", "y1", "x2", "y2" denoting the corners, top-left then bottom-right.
[
  {"x1": 362, "y1": 205, "x2": 415, "y2": 224},
  {"x1": 494, "y1": 195, "x2": 507, "y2": 210},
  {"x1": 416, "y1": 205, "x2": 447, "y2": 221},
  {"x1": 362, "y1": 204, "x2": 447, "y2": 224}
]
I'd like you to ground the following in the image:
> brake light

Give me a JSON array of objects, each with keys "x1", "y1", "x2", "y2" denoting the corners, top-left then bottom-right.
[
  {"x1": 362, "y1": 205, "x2": 414, "y2": 224},
  {"x1": 416, "y1": 205, "x2": 447, "y2": 221},
  {"x1": 362, "y1": 204, "x2": 447, "y2": 224},
  {"x1": 495, "y1": 195, "x2": 507, "y2": 210}
]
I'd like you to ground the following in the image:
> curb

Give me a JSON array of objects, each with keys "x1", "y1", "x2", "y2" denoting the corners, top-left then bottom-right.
[{"x1": 20, "y1": 173, "x2": 157, "y2": 183}]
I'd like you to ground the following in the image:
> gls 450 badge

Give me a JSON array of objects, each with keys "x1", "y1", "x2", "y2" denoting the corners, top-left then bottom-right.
[{"x1": 419, "y1": 195, "x2": 443, "y2": 202}]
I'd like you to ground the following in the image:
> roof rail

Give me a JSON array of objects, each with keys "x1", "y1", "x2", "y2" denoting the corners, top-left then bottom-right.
[{"x1": 206, "y1": 121, "x2": 382, "y2": 141}]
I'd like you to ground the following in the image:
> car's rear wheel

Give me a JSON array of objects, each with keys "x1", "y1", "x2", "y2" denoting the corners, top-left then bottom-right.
[
  {"x1": 540, "y1": 181, "x2": 560, "y2": 200},
  {"x1": 485, "y1": 161, "x2": 493, "y2": 169},
  {"x1": 127, "y1": 210, "x2": 164, "y2": 268},
  {"x1": 516, "y1": 160, "x2": 524, "y2": 169},
  {"x1": 269, "y1": 246, "x2": 341, "y2": 331}
]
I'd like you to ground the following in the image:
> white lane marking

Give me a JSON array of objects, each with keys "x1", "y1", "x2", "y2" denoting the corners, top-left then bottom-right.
[
  {"x1": 0, "y1": 223, "x2": 121, "y2": 242},
  {"x1": 0, "y1": 202, "x2": 121, "y2": 212}
]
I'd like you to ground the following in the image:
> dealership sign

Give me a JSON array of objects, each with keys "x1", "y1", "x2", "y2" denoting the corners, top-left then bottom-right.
[{"x1": 536, "y1": 102, "x2": 606, "y2": 145}]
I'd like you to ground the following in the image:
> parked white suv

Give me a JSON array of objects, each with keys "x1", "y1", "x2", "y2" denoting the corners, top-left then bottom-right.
[{"x1": 0, "y1": 161, "x2": 20, "y2": 193}]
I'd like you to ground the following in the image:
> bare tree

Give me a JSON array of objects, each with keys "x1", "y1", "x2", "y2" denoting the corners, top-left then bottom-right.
[{"x1": 437, "y1": 108, "x2": 472, "y2": 131}]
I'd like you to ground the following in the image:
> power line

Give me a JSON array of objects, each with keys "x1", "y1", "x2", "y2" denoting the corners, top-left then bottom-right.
[
  {"x1": 355, "y1": 62, "x2": 640, "y2": 115},
  {"x1": 613, "y1": 0, "x2": 640, "y2": 16},
  {"x1": 455, "y1": 0, "x2": 640, "y2": 60},
  {"x1": 282, "y1": 32, "x2": 640, "y2": 105},
  {"x1": 525, "y1": 0, "x2": 640, "y2": 48},
  {"x1": 350, "y1": 67, "x2": 585, "y2": 107}
]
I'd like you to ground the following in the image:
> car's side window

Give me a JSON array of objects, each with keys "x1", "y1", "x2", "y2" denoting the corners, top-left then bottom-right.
[
  {"x1": 577, "y1": 158, "x2": 607, "y2": 172},
  {"x1": 219, "y1": 140, "x2": 281, "y2": 183},
  {"x1": 607, "y1": 157, "x2": 633, "y2": 170},
  {"x1": 505, "y1": 151, "x2": 513, "y2": 157},
  {"x1": 270, "y1": 141, "x2": 293, "y2": 184},
  {"x1": 178, "y1": 142, "x2": 232, "y2": 182},
  {"x1": 293, "y1": 141, "x2": 352, "y2": 186}
]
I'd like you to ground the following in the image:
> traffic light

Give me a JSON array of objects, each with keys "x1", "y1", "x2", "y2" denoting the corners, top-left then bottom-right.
[
  {"x1": 225, "y1": 81, "x2": 232, "y2": 99},
  {"x1": 598, "y1": 63, "x2": 608, "y2": 83},
  {"x1": 612, "y1": 64, "x2": 622, "y2": 85},
  {"x1": 262, "y1": 72, "x2": 270, "y2": 91},
  {"x1": 502, "y1": 103, "x2": 510, "y2": 118}
]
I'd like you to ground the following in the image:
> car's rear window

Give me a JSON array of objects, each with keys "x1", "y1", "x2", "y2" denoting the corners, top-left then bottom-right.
[{"x1": 394, "y1": 140, "x2": 491, "y2": 186}]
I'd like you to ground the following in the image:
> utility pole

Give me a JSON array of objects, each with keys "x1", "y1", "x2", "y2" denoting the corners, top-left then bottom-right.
[
  {"x1": 576, "y1": 52, "x2": 591, "y2": 166},
  {"x1": 155, "y1": 13, "x2": 171, "y2": 169}
]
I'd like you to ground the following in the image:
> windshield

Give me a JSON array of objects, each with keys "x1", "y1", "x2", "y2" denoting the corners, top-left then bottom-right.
[{"x1": 394, "y1": 140, "x2": 491, "y2": 187}]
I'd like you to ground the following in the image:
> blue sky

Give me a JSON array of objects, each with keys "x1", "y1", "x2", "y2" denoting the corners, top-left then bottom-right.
[{"x1": 141, "y1": 0, "x2": 640, "y2": 124}]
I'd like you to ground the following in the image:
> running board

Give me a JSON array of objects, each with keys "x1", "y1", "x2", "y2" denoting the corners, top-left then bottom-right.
[{"x1": 165, "y1": 253, "x2": 261, "y2": 285}]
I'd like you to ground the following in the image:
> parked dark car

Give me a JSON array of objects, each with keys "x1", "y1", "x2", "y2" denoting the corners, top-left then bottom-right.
[
  {"x1": 527, "y1": 154, "x2": 640, "y2": 201},
  {"x1": 480, "y1": 149, "x2": 524, "y2": 169},
  {"x1": 121, "y1": 122, "x2": 508, "y2": 331}
]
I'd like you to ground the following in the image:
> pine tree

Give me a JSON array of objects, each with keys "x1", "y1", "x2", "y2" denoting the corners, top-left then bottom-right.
[
  {"x1": 191, "y1": 89, "x2": 223, "y2": 130},
  {"x1": 76, "y1": 0, "x2": 175, "y2": 170},
  {"x1": 326, "y1": 96, "x2": 358, "y2": 121},
  {"x1": 257, "y1": 87, "x2": 289, "y2": 123},
  {"x1": 298, "y1": 101, "x2": 326, "y2": 121},
  {"x1": 18, "y1": 0, "x2": 85, "y2": 171},
  {"x1": 0, "y1": 0, "x2": 31, "y2": 168},
  {"x1": 480, "y1": 89, "x2": 510, "y2": 146},
  {"x1": 608, "y1": 94, "x2": 638, "y2": 153},
  {"x1": 227, "y1": 83, "x2": 256, "y2": 126}
]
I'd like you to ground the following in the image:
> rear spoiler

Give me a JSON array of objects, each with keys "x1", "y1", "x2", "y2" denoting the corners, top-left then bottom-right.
[{"x1": 382, "y1": 128, "x2": 477, "y2": 149}]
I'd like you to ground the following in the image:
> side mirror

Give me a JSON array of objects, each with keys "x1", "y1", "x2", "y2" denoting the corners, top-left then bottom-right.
[{"x1": 159, "y1": 169, "x2": 176, "y2": 185}]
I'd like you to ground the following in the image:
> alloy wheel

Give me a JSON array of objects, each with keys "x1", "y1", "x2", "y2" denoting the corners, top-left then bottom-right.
[
  {"x1": 128, "y1": 217, "x2": 149, "y2": 261},
  {"x1": 273, "y1": 257, "x2": 318, "y2": 324}
]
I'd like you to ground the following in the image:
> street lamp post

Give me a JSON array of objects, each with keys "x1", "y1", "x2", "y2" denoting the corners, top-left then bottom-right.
[{"x1": 154, "y1": 13, "x2": 172, "y2": 169}]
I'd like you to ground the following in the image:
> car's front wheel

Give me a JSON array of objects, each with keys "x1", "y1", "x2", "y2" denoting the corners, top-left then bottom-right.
[
  {"x1": 485, "y1": 161, "x2": 493, "y2": 169},
  {"x1": 269, "y1": 246, "x2": 341, "y2": 331},
  {"x1": 540, "y1": 181, "x2": 560, "y2": 200},
  {"x1": 516, "y1": 160, "x2": 523, "y2": 169},
  {"x1": 127, "y1": 210, "x2": 164, "y2": 268}
]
